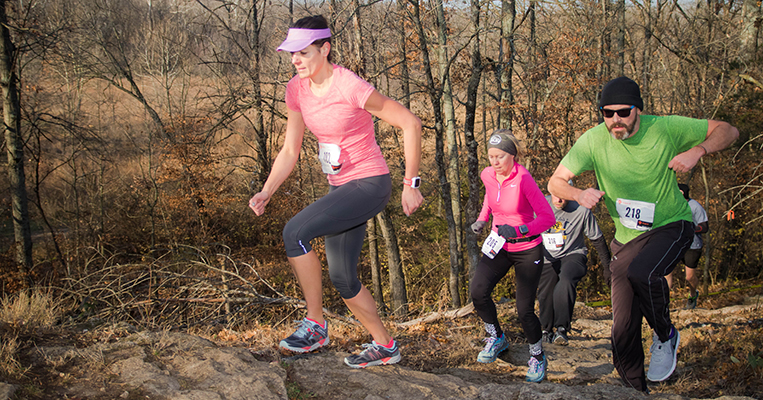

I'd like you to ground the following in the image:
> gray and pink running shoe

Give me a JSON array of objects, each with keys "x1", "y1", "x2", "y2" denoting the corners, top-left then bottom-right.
[{"x1": 279, "y1": 318, "x2": 329, "y2": 353}]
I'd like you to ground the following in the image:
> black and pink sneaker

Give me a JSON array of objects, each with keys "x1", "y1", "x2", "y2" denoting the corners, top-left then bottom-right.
[
  {"x1": 279, "y1": 318, "x2": 329, "y2": 353},
  {"x1": 344, "y1": 340, "x2": 401, "y2": 368}
]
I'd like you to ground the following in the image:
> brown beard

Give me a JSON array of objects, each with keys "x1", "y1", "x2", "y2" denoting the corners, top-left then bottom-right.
[{"x1": 607, "y1": 121, "x2": 636, "y2": 140}]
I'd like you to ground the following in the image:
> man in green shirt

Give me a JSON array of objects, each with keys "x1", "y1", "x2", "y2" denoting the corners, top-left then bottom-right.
[{"x1": 548, "y1": 77, "x2": 738, "y2": 392}]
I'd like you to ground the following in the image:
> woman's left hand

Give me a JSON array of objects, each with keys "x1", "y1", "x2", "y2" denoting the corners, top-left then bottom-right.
[{"x1": 401, "y1": 186, "x2": 423, "y2": 216}]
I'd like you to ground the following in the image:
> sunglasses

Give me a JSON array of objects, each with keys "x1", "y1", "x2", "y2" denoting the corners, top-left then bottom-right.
[{"x1": 600, "y1": 105, "x2": 635, "y2": 118}]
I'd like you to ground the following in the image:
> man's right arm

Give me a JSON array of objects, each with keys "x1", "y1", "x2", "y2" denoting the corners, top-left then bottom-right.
[{"x1": 548, "y1": 164, "x2": 605, "y2": 209}]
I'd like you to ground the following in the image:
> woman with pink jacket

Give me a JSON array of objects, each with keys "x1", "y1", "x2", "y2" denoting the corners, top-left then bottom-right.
[{"x1": 469, "y1": 129, "x2": 555, "y2": 382}]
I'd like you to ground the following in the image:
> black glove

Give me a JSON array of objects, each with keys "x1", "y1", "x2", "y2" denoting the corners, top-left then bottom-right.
[
  {"x1": 497, "y1": 224, "x2": 518, "y2": 239},
  {"x1": 471, "y1": 221, "x2": 486, "y2": 234}
]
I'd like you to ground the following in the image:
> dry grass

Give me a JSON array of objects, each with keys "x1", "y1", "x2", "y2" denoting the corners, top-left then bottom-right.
[
  {"x1": 0, "y1": 289, "x2": 62, "y2": 379},
  {"x1": 0, "y1": 289, "x2": 60, "y2": 334},
  {"x1": 0, "y1": 335, "x2": 21, "y2": 377}
]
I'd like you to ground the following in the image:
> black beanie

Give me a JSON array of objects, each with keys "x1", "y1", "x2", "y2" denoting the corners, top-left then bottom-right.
[{"x1": 598, "y1": 76, "x2": 644, "y2": 110}]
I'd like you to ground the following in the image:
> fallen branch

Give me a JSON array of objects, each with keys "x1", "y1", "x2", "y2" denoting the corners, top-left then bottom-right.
[{"x1": 396, "y1": 303, "x2": 475, "y2": 328}]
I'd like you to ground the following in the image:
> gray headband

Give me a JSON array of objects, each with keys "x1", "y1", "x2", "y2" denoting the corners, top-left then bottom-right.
[{"x1": 487, "y1": 132, "x2": 517, "y2": 156}]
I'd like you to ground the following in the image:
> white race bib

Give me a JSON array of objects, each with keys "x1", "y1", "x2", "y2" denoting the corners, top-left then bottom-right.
[
  {"x1": 616, "y1": 198, "x2": 655, "y2": 231},
  {"x1": 318, "y1": 143, "x2": 343, "y2": 175},
  {"x1": 542, "y1": 232, "x2": 565, "y2": 251},
  {"x1": 481, "y1": 230, "x2": 506, "y2": 259}
]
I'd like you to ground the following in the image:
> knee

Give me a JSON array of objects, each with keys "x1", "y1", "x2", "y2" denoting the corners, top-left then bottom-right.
[
  {"x1": 517, "y1": 304, "x2": 536, "y2": 325},
  {"x1": 470, "y1": 281, "x2": 490, "y2": 305},
  {"x1": 283, "y1": 220, "x2": 311, "y2": 256},
  {"x1": 329, "y1": 269, "x2": 361, "y2": 299},
  {"x1": 282, "y1": 219, "x2": 300, "y2": 245},
  {"x1": 626, "y1": 265, "x2": 651, "y2": 285}
]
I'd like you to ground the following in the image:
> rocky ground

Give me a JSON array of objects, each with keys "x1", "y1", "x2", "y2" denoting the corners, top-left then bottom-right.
[{"x1": 1, "y1": 294, "x2": 761, "y2": 400}]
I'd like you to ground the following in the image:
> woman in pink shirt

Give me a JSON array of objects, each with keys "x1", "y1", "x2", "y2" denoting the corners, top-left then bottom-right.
[
  {"x1": 469, "y1": 130, "x2": 555, "y2": 382},
  {"x1": 248, "y1": 15, "x2": 423, "y2": 369}
]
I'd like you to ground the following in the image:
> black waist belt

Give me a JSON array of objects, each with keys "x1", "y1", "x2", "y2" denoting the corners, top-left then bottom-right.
[{"x1": 506, "y1": 234, "x2": 540, "y2": 244}]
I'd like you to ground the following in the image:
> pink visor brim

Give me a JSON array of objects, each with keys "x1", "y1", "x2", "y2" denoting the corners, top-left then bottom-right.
[{"x1": 277, "y1": 28, "x2": 332, "y2": 52}]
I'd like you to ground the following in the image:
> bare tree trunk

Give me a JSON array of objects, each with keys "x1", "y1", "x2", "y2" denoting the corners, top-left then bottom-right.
[
  {"x1": 701, "y1": 162, "x2": 711, "y2": 295},
  {"x1": 600, "y1": 0, "x2": 612, "y2": 84},
  {"x1": 615, "y1": 0, "x2": 625, "y2": 76},
  {"x1": 367, "y1": 217, "x2": 386, "y2": 309},
  {"x1": 377, "y1": 209, "x2": 407, "y2": 316},
  {"x1": 434, "y1": 0, "x2": 463, "y2": 307},
  {"x1": 464, "y1": 0, "x2": 484, "y2": 288},
  {"x1": 500, "y1": 0, "x2": 516, "y2": 130},
  {"x1": 0, "y1": 0, "x2": 33, "y2": 287},
  {"x1": 741, "y1": 0, "x2": 762, "y2": 59},
  {"x1": 641, "y1": 0, "x2": 652, "y2": 109},
  {"x1": 409, "y1": 0, "x2": 460, "y2": 308},
  {"x1": 396, "y1": 0, "x2": 411, "y2": 109},
  {"x1": 351, "y1": 0, "x2": 365, "y2": 77},
  {"x1": 249, "y1": 0, "x2": 269, "y2": 184}
]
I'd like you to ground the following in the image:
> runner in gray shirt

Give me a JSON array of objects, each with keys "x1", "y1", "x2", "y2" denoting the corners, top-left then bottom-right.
[
  {"x1": 665, "y1": 183, "x2": 709, "y2": 309},
  {"x1": 538, "y1": 194, "x2": 611, "y2": 345}
]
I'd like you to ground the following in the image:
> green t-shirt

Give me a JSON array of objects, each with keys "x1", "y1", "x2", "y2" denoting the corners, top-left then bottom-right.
[{"x1": 561, "y1": 115, "x2": 708, "y2": 244}]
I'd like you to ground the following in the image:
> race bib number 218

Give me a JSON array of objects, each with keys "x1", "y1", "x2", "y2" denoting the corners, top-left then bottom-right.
[{"x1": 616, "y1": 198, "x2": 655, "y2": 231}]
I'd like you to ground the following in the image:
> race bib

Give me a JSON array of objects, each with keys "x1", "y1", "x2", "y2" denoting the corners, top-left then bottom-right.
[
  {"x1": 542, "y1": 232, "x2": 564, "y2": 251},
  {"x1": 318, "y1": 143, "x2": 343, "y2": 175},
  {"x1": 616, "y1": 198, "x2": 655, "y2": 231},
  {"x1": 481, "y1": 230, "x2": 506, "y2": 259}
]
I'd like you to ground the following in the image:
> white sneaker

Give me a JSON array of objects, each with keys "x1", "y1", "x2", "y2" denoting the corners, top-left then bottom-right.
[{"x1": 646, "y1": 327, "x2": 680, "y2": 382}]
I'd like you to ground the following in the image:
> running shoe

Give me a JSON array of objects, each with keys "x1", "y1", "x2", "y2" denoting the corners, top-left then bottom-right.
[
  {"x1": 542, "y1": 330, "x2": 553, "y2": 344},
  {"x1": 279, "y1": 318, "x2": 329, "y2": 353},
  {"x1": 477, "y1": 334, "x2": 509, "y2": 363},
  {"x1": 686, "y1": 291, "x2": 698, "y2": 310},
  {"x1": 553, "y1": 327, "x2": 569, "y2": 346},
  {"x1": 526, "y1": 353, "x2": 547, "y2": 382},
  {"x1": 646, "y1": 327, "x2": 680, "y2": 382},
  {"x1": 344, "y1": 341, "x2": 401, "y2": 368}
]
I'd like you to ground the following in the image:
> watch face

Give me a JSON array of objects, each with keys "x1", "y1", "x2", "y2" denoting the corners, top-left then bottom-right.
[
  {"x1": 411, "y1": 177, "x2": 421, "y2": 188},
  {"x1": 519, "y1": 225, "x2": 529, "y2": 234}
]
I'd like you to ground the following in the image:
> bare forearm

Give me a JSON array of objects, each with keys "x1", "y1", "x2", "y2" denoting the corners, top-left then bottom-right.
[
  {"x1": 701, "y1": 121, "x2": 739, "y2": 154},
  {"x1": 261, "y1": 148, "x2": 299, "y2": 195},
  {"x1": 403, "y1": 120, "x2": 422, "y2": 179},
  {"x1": 548, "y1": 175, "x2": 582, "y2": 202}
]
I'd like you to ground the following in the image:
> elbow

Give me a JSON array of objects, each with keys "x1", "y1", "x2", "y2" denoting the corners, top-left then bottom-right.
[
  {"x1": 730, "y1": 125, "x2": 740, "y2": 142},
  {"x1": 408, "y1": 115, "x2": 423, "y2": 135}
]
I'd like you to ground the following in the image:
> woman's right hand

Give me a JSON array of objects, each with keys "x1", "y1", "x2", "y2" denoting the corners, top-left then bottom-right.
[{"x1": 249, "y1": 191, "x2": 271, "y2": 216}]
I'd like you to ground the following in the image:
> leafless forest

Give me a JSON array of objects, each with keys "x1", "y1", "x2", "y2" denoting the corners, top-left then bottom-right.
[{"x1": 1, "y1": 0, "x2": 762, "y2": 326}]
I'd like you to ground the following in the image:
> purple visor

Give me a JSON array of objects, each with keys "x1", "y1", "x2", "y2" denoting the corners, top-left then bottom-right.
[{"x1": 277, "y1": 28, "x2": 332, "y2": 52}]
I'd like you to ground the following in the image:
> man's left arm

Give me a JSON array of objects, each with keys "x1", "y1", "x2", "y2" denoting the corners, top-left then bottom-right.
[{"x1": 669, "y1": 120, "x2": 739, "y2": 173}]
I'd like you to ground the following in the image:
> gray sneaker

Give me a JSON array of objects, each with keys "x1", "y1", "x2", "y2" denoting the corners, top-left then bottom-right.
[
  {"x1": 542, "y1": 330, "x2": 553, "y2": 344},
  {"x1": 646, "y1": 327, "x2": 680, "y2": 382},
  {"x1": 552, "y1": 327, "x2": 569, "y2": 346},
  {"x1": 279, "y1": 318, "x2": 329, "y2": 353},
  {"x1": 685, "y1": 291, "x2": 698, "y2": 310}
]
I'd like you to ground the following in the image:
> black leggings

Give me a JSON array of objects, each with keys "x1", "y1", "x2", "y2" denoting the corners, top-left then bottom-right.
[
  {"x1": 538, "y1": 253, "x2": 588, "y2": 332},
  {"x1": 470, "y1": 244, "x2": 544, "y2": 344},
  {"x1": 282, "y1": 174, "x2": 391, "y2": 299}
]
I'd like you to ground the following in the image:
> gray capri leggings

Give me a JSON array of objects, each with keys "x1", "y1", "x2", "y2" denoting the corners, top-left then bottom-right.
[{"x1": 283, "y1": 174, "x2": 391, "y2": 299}]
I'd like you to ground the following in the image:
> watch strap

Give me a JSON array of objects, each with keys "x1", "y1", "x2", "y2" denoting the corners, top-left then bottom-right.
[{"x1": 404, "y1": 176, "x2": 421, "y2": 189}]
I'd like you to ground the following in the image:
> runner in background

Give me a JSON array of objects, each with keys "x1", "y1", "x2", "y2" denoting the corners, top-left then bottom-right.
[
  {"x1": 538, "y1": 191, "x2": 611, "y2": 345},
  {"x1": 665, "y1": 183, "x2": 709, "y2": 309},
  {"x1": 470, "y1": 130, "x2": 555, "y2": 382},
  {"x1": 249, "y1": 15, "x2": 423, "y2": 369}
]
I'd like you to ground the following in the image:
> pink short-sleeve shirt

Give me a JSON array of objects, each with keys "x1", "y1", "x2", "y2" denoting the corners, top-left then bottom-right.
[{"x1": 285, "y1": 65, "x2": 390, "y2": 186}]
